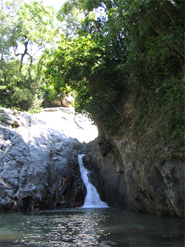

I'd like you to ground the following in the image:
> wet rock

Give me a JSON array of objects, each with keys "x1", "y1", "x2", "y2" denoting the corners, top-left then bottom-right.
[
  {"x1": 0, "y1": 107, "x2": 96, "y2": 212},
  {"x1": 84, "y1": 129, "x2": 185, "y2": 218},
  {"x1": 162, "y1": 235, "x2": 173, "y2": 239},
  {"x1": 99, "y1": 240, "x2": 117, "y2": 246}
]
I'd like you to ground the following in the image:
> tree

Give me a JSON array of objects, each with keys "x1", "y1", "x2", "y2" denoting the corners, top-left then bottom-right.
[
  {"x1": 0, "y1": 1, "x2": 58, "y2": 110},
  {"x1": 46, "y1": 0, "x2": 184, "y2": 148},
  {"x1": 120, "y1": 0, "x2": 185, "y2": 147},
  {"x1": 45, "y1": 34, "x2": 126, "y2": 132},
  {"x1": 57, "y1": 0, "x2": 84, "y2": 37},
  {"x1": 11, "y1": 1, "x2": 57, "y2": 72},
  {"x1": 0, "y1": 0, "x2": 23, "y2": 61},
  {"x1": 1, "y1": 0, "x2": 4, "y2": 65}
]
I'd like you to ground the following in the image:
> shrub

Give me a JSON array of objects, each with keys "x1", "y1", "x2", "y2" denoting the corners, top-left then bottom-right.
[{"x1": 12, "y1": 88, "x2": 34, "y2": 111}]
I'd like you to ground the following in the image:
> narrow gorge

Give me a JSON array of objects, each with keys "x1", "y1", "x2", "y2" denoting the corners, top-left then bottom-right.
[{"x1": 0, "y1": 106, "x2": 184, "y2": 218}]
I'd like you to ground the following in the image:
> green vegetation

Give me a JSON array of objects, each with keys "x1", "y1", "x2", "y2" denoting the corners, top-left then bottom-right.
[
  {"x1": 0, "y1": 0, "x2": 184, "y2": 149},
  {"x1": 0, "y1": 0, "x2": 57, "y2": 111},
  {"x1": 0, "y1": 109, "x2": 7, "y2": 125}
]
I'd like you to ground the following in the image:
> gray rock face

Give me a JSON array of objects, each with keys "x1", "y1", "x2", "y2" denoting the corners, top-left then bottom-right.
[
  {"x1": 1, "y1": 106, "x2": 184, "y2": 218},
  {"x1": 0, "y1": 108, "x2": 97, "y2": 211},
  {"x1": 83, "y1": 131, "x2": 185, "y2": 218}
]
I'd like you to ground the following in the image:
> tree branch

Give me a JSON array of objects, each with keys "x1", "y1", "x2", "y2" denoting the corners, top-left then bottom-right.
[
  {"x1": 151, "y1": 24, "x2": 185, "y2": 59},
  {"x1": 163, "y1": 6, "x2": 185, "y2": 45},
  {"x1": 84, "y1": 65, "x2": 123, "y2": 118}
]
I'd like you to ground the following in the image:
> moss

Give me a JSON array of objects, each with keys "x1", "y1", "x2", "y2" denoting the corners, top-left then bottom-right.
[
  {"x1": 13, "y1": 121, "x2": 20, "y2": 128},
  {"x1": 0, "y1": 113, "x2": 8, "y2": 125}
]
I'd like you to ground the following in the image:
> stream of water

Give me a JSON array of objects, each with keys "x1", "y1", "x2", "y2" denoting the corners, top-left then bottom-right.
[{"x1": 78, "y1": 154, "x2": 108, "y2": 209}]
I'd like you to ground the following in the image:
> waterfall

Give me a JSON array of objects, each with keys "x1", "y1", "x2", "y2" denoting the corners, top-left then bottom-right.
[{"x1": 78, "y1": 154, "x2": 108, "y2": 208}]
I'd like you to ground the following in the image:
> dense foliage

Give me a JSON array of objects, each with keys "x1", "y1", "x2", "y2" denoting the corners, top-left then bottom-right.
[
  {"x1": 0, "y1": 0, "x2": 184, "y2": 148},
  {"x1": 0, "y1": 0, "x2": 57, "y2": 110}
]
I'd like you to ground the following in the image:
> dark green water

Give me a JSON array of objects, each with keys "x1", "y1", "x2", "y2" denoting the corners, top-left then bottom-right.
[{"x1": 0, "y1": 208, "x2": 184, "y2": 247}]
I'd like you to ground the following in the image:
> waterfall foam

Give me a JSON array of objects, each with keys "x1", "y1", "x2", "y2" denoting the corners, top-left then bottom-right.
[{"x1": 78, "y1": 154, "x2": 108, "y2": 208}]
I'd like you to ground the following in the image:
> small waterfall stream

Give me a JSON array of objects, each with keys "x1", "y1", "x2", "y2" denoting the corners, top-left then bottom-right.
[{"x1": 78, "y1": 154, "x2": 108, "y2": 208}]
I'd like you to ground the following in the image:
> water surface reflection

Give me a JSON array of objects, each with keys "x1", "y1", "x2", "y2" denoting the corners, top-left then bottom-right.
[{"x1": 0, "y1": 208, "x2": 184, "y2": 246}]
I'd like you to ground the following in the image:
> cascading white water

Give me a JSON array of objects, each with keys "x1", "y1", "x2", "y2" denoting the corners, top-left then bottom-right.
[{"x1": 78, "y1": 154, "x2": 108, "y2": 208}]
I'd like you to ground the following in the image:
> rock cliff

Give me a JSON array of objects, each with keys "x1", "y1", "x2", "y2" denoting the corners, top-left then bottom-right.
[
  {"x1": 82, "y1": 90, "x2": 184, "y2": 218},
  {"x1": 83, "y1": 128, "x2": 184, "y2": 218},
  {"x1": 0, "y1": 107, "x2": 97, "y2": 211},
  {"x1": 1, "y1": 106, "x2": 184, "y2": 218}
]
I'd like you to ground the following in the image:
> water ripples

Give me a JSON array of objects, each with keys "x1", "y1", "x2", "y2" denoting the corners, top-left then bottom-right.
[
  {"x1": 1, "y1": 208, "x2": 184, "y2": 247},
  {"x1": 1, "y1": 209, "x2": 107, "y2": 247}
]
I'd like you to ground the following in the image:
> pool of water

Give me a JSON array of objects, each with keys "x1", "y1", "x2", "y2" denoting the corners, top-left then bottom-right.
[{"x1": 0, "y1": 208, "x2": 184, "y2": 246}]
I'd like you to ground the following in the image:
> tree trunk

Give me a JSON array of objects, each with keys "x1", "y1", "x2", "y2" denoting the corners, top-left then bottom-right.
[{"x1": 0, "y1": 0, "x2": 4, "y2": 77}]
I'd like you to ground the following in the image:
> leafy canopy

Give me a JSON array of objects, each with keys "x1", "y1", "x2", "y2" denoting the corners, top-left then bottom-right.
[
  {"x1": 0, "y1": 0, "x2": 184, "y2": 149},
  {"x1": 46, "y1": 0, "x2": 184, "y2": 148}
]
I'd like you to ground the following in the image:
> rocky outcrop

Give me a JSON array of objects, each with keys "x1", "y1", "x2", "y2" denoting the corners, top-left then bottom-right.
[
  {"x1": 1, "y1": 106, "x2": 184, "y2": 218},
  {"x1": 0, "y1": 107, "x2": 96, "y2": 212},
  {"x1": 61, "y1": 96, "x2": 74, "y2": 107},
  {"x1": 83, "y1": 129, "x2": 184, "y2": 218}
]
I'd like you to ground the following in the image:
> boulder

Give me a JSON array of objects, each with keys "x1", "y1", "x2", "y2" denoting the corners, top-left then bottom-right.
[
  {"x1": 61, "y1": 96, "x2": 74, "y2": 107},
  {"x1": 0, "y1": 108, "x2": 89, "y2": 212}
]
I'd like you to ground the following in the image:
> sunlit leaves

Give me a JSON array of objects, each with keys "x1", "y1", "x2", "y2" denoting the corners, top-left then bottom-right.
[
  {"x1": 0, "y1": 1, "x2": 59, "y2": 110},
  {"x1": 57, "y1": 0, "x2": 84, "y2": 37},
  {"x1": 16, "y1": 1, "x2": 56, "y2": 45},
  {"x1": 1, "y1": 0, "x2": 184, "y2": 147},
  {"x1": 46, "y1": 35, "x2": 103, "y2": 89}
]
